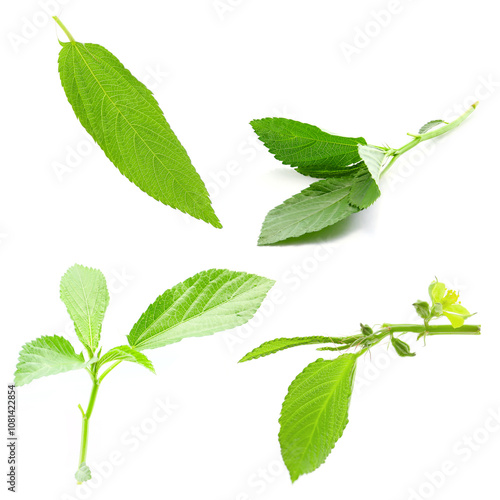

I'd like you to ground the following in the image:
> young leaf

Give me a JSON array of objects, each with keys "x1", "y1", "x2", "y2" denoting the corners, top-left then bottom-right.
[
  {"x1": 357, "y1": 145, "x2": 386, "y2": 186},
  {"x1": 258, "y1": 177, "x2": 359, "y2": 245},
  {"x1": 348, "y1": 169, "x2": 381, "y2": 209},
  {"x1": 14, "y1": 335, "x2": 86, "y2": 386},
  {"x1": 55, "y1": 19, "x2": 220, "y2": 228},
  {"x1": 279, "y1": 355, "x2": 357, "y2": 482},
  {"x1": 75, "y1": 463, "x2": 92, "y2": 483},
  {"x1": 127, "y1": 269, "x2": 275, "y2": 351},
  {"x1": 239, "y1": 336, "x2": 348, "y2": 362},
  {"x1": 413, "y1": 300, "x2": 431, "y2": 320},
  {"x1": 97, "y1": 346, "x2": 155, "y2": 373},
  {"x1": 250, "y1": 118, "x2": 366, "y2": 175},
  {"x1": 418, "y1": 119, "x2": 446, "y2": 134},
  {"x1": 60, "y1": 264, "x2": 109, "y2": 352}
]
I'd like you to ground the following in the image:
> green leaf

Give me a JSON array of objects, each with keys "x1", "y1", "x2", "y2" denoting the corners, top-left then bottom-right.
[
  {"x1": 97, "y1": 345, "x2": 155, "y2": 373},
  {"x1": 357, "y1": 145, "x2": 386, "y2": 186},
  {"x1": 418, "y1": 119, "x2": 446, "y2": 134},
  {"x1": 239, "y1": 336, "x2": 348, "y2": 362},
  {"x1": 279, "y1": 354, "x2": 357, "y2": 482},
  {"x1": 348, "y1": 169, "x2": 381, "y2": 209},
  {"x1": 296, "y1": 162, "x2": 365, "y2": 179},
  {"x1": 14, "y1": 335, "x2": 86, "y2": 386},
  {"x1": 413, "y1": 300, "x2": 430, "y2": 320},
  {"x1": 60, "y1": 264, "x2": 109, "y2": 352},
  {"x1": 127, "y1": 269, "x2": 275, "y2": 351},
  {"x1": 258, "y1": 177, "x2": 359, "y2": 245},
  {"x1": 75, "y1": 463, "x2": 91, "y2": 483},
  {"x1": 57, "y1": 35, "x2": 220, "y2": 228},
  {"x1": 390, "y1": 337, "x2": 416, "y2": 357},
  {"x1": 250, "y1": 118, "x2": 366, "y2": 175}
]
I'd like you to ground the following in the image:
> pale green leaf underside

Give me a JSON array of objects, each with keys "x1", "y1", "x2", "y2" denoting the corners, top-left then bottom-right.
[
  {"x1": 14, "y1": 335, "x2": 86, "y2": 386},
  {"x1": 97, "y1": 345, "x2": 155, "y2": 373},
  {"x1": 279, "y1": 355, "x2": 357, "y2": 482},
  {"x1": 250, "y1": 118, "x2": 366, "y2": 175},
  {"x1": 419, "y1": 119, "x2": 446, "y2": 134},
  {"x1": 60, "y1": 264, "x2": 109, "y2": 352},
  {"x1": 57, "y1": 41, "x2": 220, "y2": 228},
  {"x1": 239, "y1": 336, "x2": 346, "y2": 362},
  {"x1": 349, "y1": 170, "x2": 381, "y2": 209},
  {"x1": 127, "y1": 269, "x2": 275, "y2": 351},
  {"x1": 358, "y1": 145, "x2": 386, "y2": 186},
  {"x1": 258, "y1": 177, "x2": 359, "y2": 245}
]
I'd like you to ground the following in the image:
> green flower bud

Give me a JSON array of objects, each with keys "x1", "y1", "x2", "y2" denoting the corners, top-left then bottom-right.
[
  {"x1": 390, "y1": 336, "x2": 416, "y2": 357},
  {"x1": 360, "y1": 323, "x2": 373, "y2": 336}
]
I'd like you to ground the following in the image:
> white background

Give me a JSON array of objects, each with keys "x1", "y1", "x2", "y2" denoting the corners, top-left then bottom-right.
[{"x1": 1, "y1": 1, "x2": 499, "y2": 499}]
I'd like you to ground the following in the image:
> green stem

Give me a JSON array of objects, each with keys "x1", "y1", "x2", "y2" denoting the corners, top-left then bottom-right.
[
  {"x1": 75, "y1": 359, "x2": 123, "y2": 482},
  {"x1": 77, "y1": 376, "x2": 99, "y2": 482},
  {"x1": 381, "y1": 102, "x2": 478, "y2": 176},
  {"x1": 382, "y1": 323, "x2": 481, "y2": 335},
  {"x1": 53, "y1": 16, "x2": 76, "y2": 43}
]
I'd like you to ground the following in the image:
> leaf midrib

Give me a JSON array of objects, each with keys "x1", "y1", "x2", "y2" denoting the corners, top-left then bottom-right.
[
  {"x1": 76, "y1": 270, "x2": 95, "y2": 350},
  {"x1": 261, "y1": 124, "x2": 361, "y2": 148}
]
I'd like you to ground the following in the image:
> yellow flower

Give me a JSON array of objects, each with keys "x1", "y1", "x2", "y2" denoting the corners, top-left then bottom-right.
[{"x1": 428, "y1": 280, "x2": 472, "y2": 328}]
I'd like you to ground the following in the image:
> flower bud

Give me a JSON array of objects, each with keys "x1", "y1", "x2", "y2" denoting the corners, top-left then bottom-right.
[
  {"x1": 360, "y1": 323, "x2": 373, "y2": 336},
  {"x1": 390, "y1": 336, "x2": 416, "y2": 357}
]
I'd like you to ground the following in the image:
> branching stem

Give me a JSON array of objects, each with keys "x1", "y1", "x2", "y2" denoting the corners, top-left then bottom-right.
[
  {"x1": 380, "y1": 102, "x2": 478, "y2": 177},
  {"x1": 75, "y1": 358, "x2": 124, "y2": 482}
]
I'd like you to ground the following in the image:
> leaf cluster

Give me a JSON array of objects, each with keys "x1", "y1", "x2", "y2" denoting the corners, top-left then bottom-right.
[
  {"x1": 14, "y1": 264, "x2": 274, "y2": 482},
  {"x1": 251, "y1": 106, "x2": 475, "y2": 245},
  {"x1": 251, "y1": 118, "x2": 381, "y2": 245},
  {"x1": 15, "y1": 265, "x2": 274, "y2": 386}
]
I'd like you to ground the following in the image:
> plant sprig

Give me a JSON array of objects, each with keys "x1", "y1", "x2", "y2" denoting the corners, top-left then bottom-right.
[
  {"x1": 251, "y1": 103, "x2": 477, "y2": 245},
  {"x1": 240, "y1": 279, "x2": 480, "y2": 482},
  {"x1": 15, "y1": 264, "x2": 274, "y2": 483}
]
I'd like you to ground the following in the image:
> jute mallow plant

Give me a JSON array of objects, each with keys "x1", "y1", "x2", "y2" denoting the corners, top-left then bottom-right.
[
  {"x1": 53, "y1": 16, "x2": 221, "y2": 228},
  {"x1": 240, "y1": 280, "x2": 480, "y2": 482},
  {"x1": 251, "y1": 104, "x2": 477, "y2": 245},
  {"x1": 14, "y1": 264, "x2": 274, "y2": 483}
]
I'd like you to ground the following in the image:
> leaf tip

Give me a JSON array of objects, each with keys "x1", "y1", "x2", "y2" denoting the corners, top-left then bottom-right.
[{"x1": 210, "y1": 217, "x2": 223, "y2": 229}]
